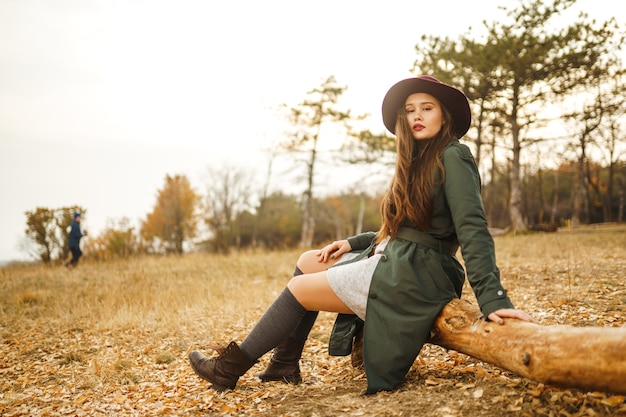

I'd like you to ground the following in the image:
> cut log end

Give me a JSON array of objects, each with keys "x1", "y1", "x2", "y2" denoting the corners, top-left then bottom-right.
[{"x1": 444, "y1": 316, "x2": 467, "y2": 328}]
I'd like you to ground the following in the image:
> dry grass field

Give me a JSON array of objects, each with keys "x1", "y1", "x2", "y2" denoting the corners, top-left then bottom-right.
[{"x1": 1, "y1": 224, "x2": 626, "y2": 416}]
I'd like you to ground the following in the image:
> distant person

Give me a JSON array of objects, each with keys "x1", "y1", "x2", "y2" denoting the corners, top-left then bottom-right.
[
  {"x1": 188, "y1": 75, "x2": 534, "y2": 394},
  {"x1": 66, "y1": 212, "x2": 84, "y2": 267}
]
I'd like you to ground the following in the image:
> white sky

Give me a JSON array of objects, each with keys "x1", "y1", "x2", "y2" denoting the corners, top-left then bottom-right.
[{"x1": 1, "y1": 0, "x2": 623, "y2": 262}]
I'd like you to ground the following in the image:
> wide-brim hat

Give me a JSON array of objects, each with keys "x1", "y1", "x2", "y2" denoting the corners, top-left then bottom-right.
[{"x1": 382, "y1": 75, "x2": 471, "y2": 137}]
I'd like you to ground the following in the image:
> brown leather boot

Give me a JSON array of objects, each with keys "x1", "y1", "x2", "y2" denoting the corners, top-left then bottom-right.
[
  {"x1": 188, "y1": 342, "x2": 256, "y2": 391},
  {"x1": 256, "y1": 337, "x2": 306, "y2": 384}
]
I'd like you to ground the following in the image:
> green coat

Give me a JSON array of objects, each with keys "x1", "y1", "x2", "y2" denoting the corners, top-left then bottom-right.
[{"x1": 329, "y1": 139, "x2": 514, "y2": 394}]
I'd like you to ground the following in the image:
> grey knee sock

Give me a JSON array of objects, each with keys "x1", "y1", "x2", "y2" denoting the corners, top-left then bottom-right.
[
  {"x1": 290, "y1": 266, "x2": 318, "y2": 341},
  {"x1": 290, "y1": 310, "x2": 319, "y2": 341},
  {"x1": 239, "y1": 287, "x2": 307, "y2": 360}
]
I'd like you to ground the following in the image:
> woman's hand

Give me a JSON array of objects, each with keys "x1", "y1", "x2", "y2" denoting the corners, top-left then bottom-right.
[
  {"x1": 488, "y1": 308, "x2": 536, "y2": 325},
  {"x1": 316, "y1": 240, "x2": 352, "y2": 263}
]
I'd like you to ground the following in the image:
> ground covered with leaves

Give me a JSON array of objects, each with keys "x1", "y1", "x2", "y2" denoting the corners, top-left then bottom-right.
[{"x1": 1, "y1": 224, "x2": 626, "y2": 416}]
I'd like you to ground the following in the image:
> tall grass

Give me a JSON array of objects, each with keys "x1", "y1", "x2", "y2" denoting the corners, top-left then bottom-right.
[{"x1": 1, "y1": 250, "x2": 302, "y2": 340}]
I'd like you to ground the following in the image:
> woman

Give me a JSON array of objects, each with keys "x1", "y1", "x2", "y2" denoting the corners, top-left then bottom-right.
[{"x1": 188, "y1": 75, "x2": 534, "y2": 394}]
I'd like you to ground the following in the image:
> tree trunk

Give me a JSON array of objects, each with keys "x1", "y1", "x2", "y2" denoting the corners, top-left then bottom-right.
[
  {"x1": 618, "y1": 188, "x2": 624, "y2": 223},
  {"x1": 508, "y1": 92, "x2": 526, "y2": 232},
  {"x1": 427, "y1": 299, "x2": 626, "y2": 395},
  {"x1": 549, "y1": 170, "x2": 559, "y2": 225},
  {"x1": 356, "y1": 194, "x2": 365, "y2": 235}
]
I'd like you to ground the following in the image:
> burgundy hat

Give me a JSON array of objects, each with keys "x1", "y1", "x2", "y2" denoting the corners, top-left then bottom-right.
[{"x1": 381, "y1": 75, "x2": 471, "y2": 137}]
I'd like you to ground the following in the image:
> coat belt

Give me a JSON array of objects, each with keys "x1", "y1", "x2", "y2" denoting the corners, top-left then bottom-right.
[{"x1": 396, "y1": 227, "x2": 458, "y2": 255}]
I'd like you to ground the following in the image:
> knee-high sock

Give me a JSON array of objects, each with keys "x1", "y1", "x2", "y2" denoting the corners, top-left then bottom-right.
[
  {"x1": 289, "y1": 265, "x2": 319, "y2": 341},
  {"x1": 239, "y1": 287, "x2": 307, "y2": 360}
]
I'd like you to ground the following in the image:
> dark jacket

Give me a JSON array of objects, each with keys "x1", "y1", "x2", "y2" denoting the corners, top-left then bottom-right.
[
  {"x1": 68, "y1": 220, "x2": 83, "y2": 248},
  {"x1": 329, "y1": 139, "x2": 514, "y2": 394}
]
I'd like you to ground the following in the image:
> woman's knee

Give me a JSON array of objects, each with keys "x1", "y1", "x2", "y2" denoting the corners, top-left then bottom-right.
[
  {"x1": 296, "y1": 250, "x2": 322, "y2": 274},
  {"x1": 287, "y1": 274, "x2": 311, "y2": 299}
]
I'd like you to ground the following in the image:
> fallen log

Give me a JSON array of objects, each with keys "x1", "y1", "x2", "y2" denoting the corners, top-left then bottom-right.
[{"x1": 427, "y1": 298, "x2": 626, "y2": 395}]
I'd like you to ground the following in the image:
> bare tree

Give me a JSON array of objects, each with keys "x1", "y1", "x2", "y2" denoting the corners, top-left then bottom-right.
[
  {"x1": 593, "y1": 71, "x2": 626, "y2": 222},
  {"x1": 203, "y1": 166, "x2": 254, "y2": 253},
  {"x1": 280, "y1": 76, "x2": 359, "y2": 248}
]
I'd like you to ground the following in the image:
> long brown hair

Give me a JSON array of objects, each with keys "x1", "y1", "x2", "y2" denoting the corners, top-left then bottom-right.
[{"x1": 377, "y1": 99, "x2": 456, "y2": 243}]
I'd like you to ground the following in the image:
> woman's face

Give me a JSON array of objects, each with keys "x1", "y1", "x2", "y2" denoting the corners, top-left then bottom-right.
[{"x1": 404, "y1": 92, "x2": 443, "y2": 141}]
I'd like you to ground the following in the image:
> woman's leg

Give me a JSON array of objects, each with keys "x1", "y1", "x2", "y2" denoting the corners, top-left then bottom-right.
[
  {"x1": 189, "y1": 286, "x2": 306, "y2": 391},
  {"x1": 298, "y1": 251, "x2": 365, "y2": 368},
  {"x1": 189, "y1": 271, "x2": 352, "y2": 391},
  {"x1": 240, "y1": 271, "x2": 351, "y2": 359},
  {"x1": 287, "y1": 271, "x2": 353, "y2": 313},
  {"x1": 297, "y1": 249, "x2": 345, "y2": 274},
  {"x1": 288, "y1": 249, "x2": 347, "y2": 341},
  {"x1": 189, "y1": 247, "x2": 353, "y2": 390},
  {"x1": 257, "y1": 254, "x2": 352, "y2": 383},
  {"x1": 256, "y1": 263, "x2": 310, "y2": 383}
]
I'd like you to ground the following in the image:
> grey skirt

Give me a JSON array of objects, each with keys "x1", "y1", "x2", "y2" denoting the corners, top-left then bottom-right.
[{"x1": 327, "y1": 238, "x2": 389, "y2": 320}]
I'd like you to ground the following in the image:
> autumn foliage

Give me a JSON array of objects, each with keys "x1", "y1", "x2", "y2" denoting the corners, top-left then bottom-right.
[{"x1": 141, "y1": 174, "x2": 200, "y2": 254}]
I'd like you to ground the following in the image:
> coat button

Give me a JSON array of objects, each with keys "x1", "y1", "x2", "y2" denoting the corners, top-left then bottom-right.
[
  {"x1": 497, "y1": 290, "x2": 504, "y2": 296},
  {"x1": 369, "y1": 292, "x2": 378, "y2": 299},
  {"x1": 380, "y1": 254, "x2": 388, "y2": 262}
]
